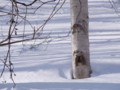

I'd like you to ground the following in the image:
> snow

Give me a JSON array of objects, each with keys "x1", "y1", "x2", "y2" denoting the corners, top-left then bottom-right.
[{"x1": 1, "y1": 0, "x2": 120, "y2": 90}]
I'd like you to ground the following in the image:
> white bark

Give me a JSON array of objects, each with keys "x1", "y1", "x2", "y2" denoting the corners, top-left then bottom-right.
[{"x1": 70, "y1": 0, "x2": 91, "y2": 79}]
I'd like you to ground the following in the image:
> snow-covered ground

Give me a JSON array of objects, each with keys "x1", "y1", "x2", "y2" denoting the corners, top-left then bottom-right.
[{"x1": 1, "y1": 0, "x2": 120, "y2": 90}]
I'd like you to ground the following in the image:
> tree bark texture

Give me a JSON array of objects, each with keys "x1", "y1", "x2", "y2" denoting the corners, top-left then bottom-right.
[{"x1": 70, "y1": 0, "x2": 91, "y2": 79}]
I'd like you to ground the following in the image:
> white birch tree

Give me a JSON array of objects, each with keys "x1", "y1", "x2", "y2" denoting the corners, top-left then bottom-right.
[{"x1": 70, "y1": 0, "x2": 92, "y2": 79}]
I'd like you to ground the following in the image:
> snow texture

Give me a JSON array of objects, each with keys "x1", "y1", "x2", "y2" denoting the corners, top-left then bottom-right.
[{"x1": 1, "y1": 0, "x2": 120, "y2": 90}]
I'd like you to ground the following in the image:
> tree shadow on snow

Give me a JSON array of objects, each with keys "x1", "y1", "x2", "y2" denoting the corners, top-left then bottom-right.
[{"x1": 0, "y1": 82, "x2": 120, "y2": 90}]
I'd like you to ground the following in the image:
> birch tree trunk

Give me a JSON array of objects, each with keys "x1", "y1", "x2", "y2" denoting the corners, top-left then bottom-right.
[{"x1": 70, "y1": 0, "x2": 92, "y2": 79}]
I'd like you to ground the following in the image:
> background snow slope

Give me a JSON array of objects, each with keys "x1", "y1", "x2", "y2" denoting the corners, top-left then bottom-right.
[{"x1": 1, "y1": 0, "x2": 120, "y2": 90}]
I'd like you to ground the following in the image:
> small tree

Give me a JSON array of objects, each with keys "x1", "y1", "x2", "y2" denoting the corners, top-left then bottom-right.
[
  {"x1": 70, "y1": 0, "x2": 92, "y2": 79},
  {"x1": 0, "y1": 0, "x2": 66, "y2": 86}
]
